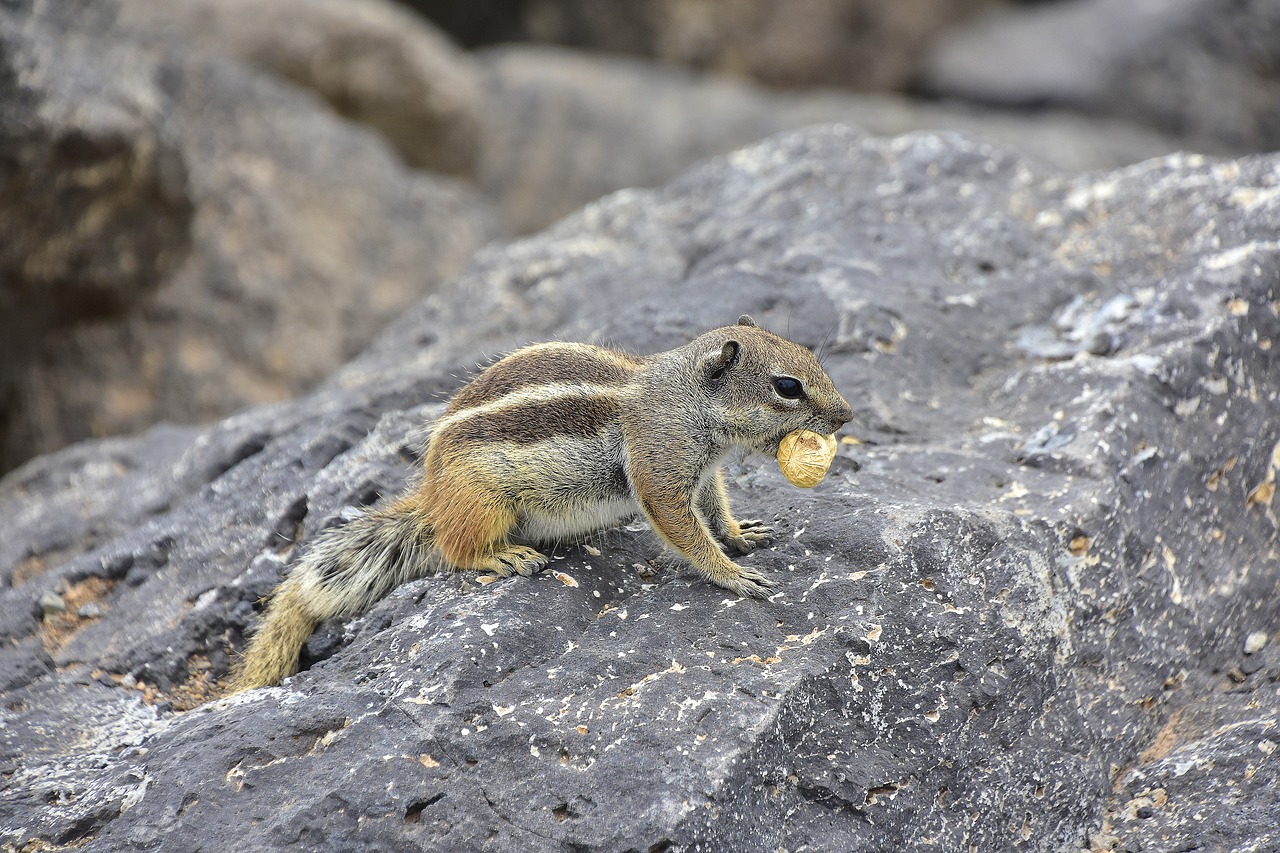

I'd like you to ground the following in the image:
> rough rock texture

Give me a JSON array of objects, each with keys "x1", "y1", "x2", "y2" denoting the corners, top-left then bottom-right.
[
  {"x1": 403, "y1": 0, "x2": 1007, "y2": 91},
  {"x1": 0, "y1": 5, "x2": 191, "y2": 343},
  {"x1": 478, "y1": 45, "x2": 1193, "y2": 234},
  {"x1": 0, "y1": 0, "x2": 499, "y2": 474},
  {"x1": 3, "y1": 126, "x2": 1278, "y2": 851},
  {"x1": 114, "y1": 0, "x2": 485, "y2": 177},
  {"x1": 922, "y1": 0, "x2": 1280, "y2": 155}
]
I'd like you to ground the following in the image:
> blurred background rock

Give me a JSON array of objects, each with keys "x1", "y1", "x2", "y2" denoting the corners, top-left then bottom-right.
[{"x1": 1, "y1": 0, "x2": 1271, "y2": 474}]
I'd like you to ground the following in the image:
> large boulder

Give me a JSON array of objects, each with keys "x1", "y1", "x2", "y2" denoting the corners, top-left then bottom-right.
[
  {"x1": 477, "y1": 44, "x2": 1192, "y2": 234},
  {"x1": 402, "y1": 0, "x2": 1008, "y2": 91},
  {"x1": 922, "y1": 0, "x2": 1280, "y2": 155},
  {"x1": 3, "y1": 127, "x2": 1278, "y2": 852},
  {"x1": 0, "y1": 0, "x2": 499, "y2": 474},
  {"x1": 114, "y1": 0, "x2": 485, "y2": 178}
]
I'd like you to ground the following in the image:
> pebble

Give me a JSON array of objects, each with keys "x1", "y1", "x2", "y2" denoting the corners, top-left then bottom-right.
[
  {"x1": 38, "y1": 591, "x2": 66, "y2": 617},
  {"x1": 1244, "y1": 631, "x2": 1268, "y2": 655},
  {"x1": 77, "y1": 602, "x2": 104, "y2": 619}
]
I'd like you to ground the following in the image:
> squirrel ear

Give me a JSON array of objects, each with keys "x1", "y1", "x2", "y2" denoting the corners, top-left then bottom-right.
[
  {"x1": 703, "y1": 340, "x2": 741, "y2": 383},
  {"x1": 737, "y1": 315, "x2": 758, "y2": 327}
]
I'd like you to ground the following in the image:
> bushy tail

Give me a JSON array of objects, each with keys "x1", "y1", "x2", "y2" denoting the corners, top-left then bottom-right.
[
  {"x1": 229, "y1": 500, "x2": 437, "y2": 692},
  {"x1": 230, "y1": 578, "x2": 319, "y2": 692}
]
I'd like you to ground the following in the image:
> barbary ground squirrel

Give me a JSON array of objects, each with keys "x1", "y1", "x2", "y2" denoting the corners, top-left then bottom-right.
[{"x1": 231, "y1": 316, "x2": 852, "y2": 691}]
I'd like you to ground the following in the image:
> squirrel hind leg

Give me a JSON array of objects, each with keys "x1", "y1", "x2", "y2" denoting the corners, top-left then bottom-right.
[{"x1": 428, "y1": 479, "x2": 547, "y2": 577}]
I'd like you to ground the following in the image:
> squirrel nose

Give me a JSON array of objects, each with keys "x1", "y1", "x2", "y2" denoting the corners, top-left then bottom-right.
[{"x1": 832, "y1": 402, "x2": 854, "y2": 427}]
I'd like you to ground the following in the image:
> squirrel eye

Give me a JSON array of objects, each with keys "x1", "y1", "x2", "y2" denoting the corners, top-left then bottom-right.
[{"x1": 772, "y1": 376, "x2": 805, "y2": 399}]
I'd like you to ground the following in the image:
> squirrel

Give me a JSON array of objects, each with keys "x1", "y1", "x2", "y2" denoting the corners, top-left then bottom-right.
[{"x1": 230, "y1": 316, "x2": 853, "y2": 691}]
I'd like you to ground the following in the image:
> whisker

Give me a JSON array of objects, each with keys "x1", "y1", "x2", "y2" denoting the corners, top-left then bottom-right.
[{"x1": 814, "y1": 317, "x2": 840, "y2": 364}]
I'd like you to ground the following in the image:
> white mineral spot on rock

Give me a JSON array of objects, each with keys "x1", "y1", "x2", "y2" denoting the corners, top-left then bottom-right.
[
  {"x1": 38, "y1": 590, "x2": 66, "y2": 616},
  {"x1": 1229, "y1": 185, "x2": 1280, "y2": 210},
  {"x1": 480, "y1": 622, "x2": 499, "y2": 636},
  {"x1": 1201, "y1": 375, "x2": 1229, "y2": 395},
  {"x1": 1204, "y1": 240, "x2": 1280, "y2": 271},
  {"x1": 1000, "y1": 482, "x2": 1029, "y2": 500},
  {"x1": 1244, "y1": 631, "x2": 1267, "y2": 654},
  {"x1": 1175, "y1": 396, "x2": 1202, "y2": 416},
  {"x1": 1131, "y1": 446, "x2": 1158, "y2": 465}
]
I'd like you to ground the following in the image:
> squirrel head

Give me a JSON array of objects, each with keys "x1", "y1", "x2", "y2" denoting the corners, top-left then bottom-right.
[{"x1": 692, "y1": 315, "x2": 854, "y2": 454}]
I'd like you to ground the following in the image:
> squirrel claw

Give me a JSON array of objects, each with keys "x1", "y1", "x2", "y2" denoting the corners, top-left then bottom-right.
[
  {"x1": 713, "y1": 565, "x2": 776, "y2": 599},
  {"x1": 723, "y1": 519, "x2": 775, "y2": 554},
  {"x1": 503, "y1": 546, "x2": 550, "y2": 577},
  {"x1": 477, "y1": 546, "x2": 549, "y2": 578}
]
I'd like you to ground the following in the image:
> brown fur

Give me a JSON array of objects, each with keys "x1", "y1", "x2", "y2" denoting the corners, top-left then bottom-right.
[
  {"x1": 436, "y1": 391, "x2": 622, "y2": 448},
  {"x1": 447, "y1": 343, "x2": 647, "y2": 411}
]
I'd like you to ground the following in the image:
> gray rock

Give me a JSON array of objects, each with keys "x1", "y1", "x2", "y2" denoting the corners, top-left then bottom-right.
[
  {"x1": 0, "y1": 0, "x2": 500, "y2": 474},
  {"x1": 1107, "y1": 669, "x2": 1279, "y2": 853},
  {"x1": 478, "y1": 44, "x2": 1193, "y2": 233},
  {"x1": 76, "y1": 602, "x2": 104, "y2": 619},
  {"x1": 2, "y1": 127, "x2": 1278, "y2": 851},
  {"x1": 403, "y1": 0, "x2": 1008, "y2": 90},
  {"x1": 394, "y1": 0, "x2": 1003, "y2": 90},
  {"x1": 115, "y1": 0, "x2": 485, "y2": 177},
  {"x1": 37, "y1": 591, "x2": 65, "y2": 617},
  {"x1": 0, "y1": 0, "x2": 194, "y2": 399},
  {"x1": 922, "y1": 0, "x2": 1280, "y2": 154}
]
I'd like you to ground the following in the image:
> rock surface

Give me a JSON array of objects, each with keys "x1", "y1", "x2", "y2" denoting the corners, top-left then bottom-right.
[
  {"x1": 3, "y1": 126, "x2": 1278, "y2": 851},
  {"x1": 114, "y1": 0, "x2": 485, "y2": 177},
  {"x1": 922, "y1": 0, "x2": 1280, "y2": 155},
  {"x1": 402, "y1": 0, "x2": 1007, "y2": 90},
  {"x1": 477, "y1": 44, "x2": 1192, "y2": 234},
  {"x1": 0, "y1": 0, "x2": 499, "y2": 474}
]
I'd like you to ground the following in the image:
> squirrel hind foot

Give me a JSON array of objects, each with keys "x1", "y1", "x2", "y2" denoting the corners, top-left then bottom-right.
[
  {"x1": 467, "y1": 545, "x2": 550, "y2": 578},
  {"x1": 705, "y1": 563, "x2": 777, "y2": 599}
]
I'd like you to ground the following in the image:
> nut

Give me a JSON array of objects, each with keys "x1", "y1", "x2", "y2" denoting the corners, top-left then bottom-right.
[{"x1": 777, "y1": 430, "x2": 838, "y2": 488}]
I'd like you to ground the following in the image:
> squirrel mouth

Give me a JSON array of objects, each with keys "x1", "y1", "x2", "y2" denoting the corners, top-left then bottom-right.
[{"x1": 760, "y1": 430, "x2": 791, "y2": 455}]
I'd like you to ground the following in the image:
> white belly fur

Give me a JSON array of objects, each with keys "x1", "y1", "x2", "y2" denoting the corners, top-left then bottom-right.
[
  {"x1": 498, "y1": 430, "x2": 638, "y2": 543},
  {"x1": 515, "y1": 494, "x2": 640, "y2": 543}
]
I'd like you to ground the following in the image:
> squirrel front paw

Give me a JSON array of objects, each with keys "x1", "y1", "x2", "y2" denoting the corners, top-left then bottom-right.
[{"x1": 722, "y1": 519, "x2": 774, "y2": 554}]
